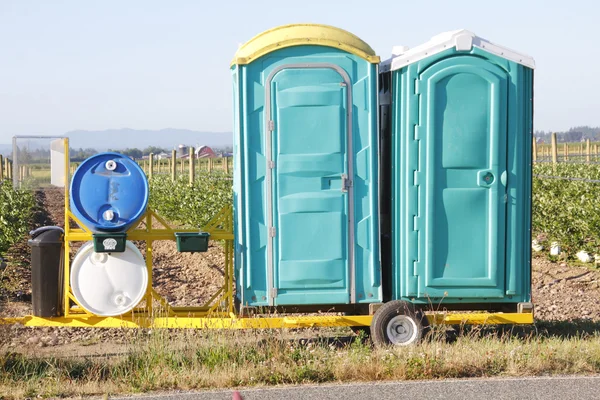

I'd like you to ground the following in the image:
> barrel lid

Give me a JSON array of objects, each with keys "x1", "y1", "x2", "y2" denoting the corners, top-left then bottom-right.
[
  {"x1": 70, "y1": 241, "x2": 148, "y2": 316},
  {"x1": 70, "y1": 152, "x2": 149, "y2": 232}
]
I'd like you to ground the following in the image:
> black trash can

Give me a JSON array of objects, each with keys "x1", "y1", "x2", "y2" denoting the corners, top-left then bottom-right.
[{"x1": 28, "y1": 226, "x2": 64, "y2": 317}]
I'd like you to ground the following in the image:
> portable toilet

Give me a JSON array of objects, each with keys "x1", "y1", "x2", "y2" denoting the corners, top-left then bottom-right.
[
  {"x1": 231, "y1": 24, "x2": 381, "y2": 308},
  {"x1": 379, "y1": 30, "x2": 534, "y2": 310}
]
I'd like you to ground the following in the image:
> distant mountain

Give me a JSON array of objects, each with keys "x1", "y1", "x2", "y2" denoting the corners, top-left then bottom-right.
[{"x1": 65, "y1": 128, "x2": 232, "y2": 151}]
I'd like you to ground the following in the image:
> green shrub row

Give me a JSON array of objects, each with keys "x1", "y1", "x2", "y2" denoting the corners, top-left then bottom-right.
[
  {"x1": 148, "y1": 173, "x2": 233, "y2": 229},
  {"x1": 532, "y1": 163, "x2": 600, "y2": 255},
  {"x1": 0, "y1": 180, "x2": 35, "y2": 257},
  {"x1": 147, "y1": 163, "x2": 600, "y2": 257}
]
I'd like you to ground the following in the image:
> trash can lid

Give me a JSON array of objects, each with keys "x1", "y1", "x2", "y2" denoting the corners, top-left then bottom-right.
[{"x1": 28, "y1": 226, "x2": 64, "y2": 246}]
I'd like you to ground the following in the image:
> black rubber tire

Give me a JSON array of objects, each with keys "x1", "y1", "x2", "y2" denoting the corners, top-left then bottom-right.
[{"x1": 370, "y1": 300, "x2": 427, "y2": 347}]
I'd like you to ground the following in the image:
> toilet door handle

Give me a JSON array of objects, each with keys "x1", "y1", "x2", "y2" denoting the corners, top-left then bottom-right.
[{"x1": 341, "y1": 174, "x2": 352, "y2": 193}]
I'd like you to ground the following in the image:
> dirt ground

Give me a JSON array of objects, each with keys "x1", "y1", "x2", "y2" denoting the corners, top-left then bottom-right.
[{"x1": 2, "y1": 188, "x2": 600, "y2": 355}]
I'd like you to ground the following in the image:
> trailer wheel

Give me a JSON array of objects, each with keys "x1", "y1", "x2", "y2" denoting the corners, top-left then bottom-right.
[{"x1": 370, "y1": 300, "x2": 427, "y2": 346}]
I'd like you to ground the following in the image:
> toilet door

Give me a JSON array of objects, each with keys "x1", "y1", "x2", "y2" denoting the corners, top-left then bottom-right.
[
  {"x1": 266, "y1": 65, "x2": 353, "y2": 305},
  {"x1": 415, "y1": 56, "x2": 508, "y2": 298}
]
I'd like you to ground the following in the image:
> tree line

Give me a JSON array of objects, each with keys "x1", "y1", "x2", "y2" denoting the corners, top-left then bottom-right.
[{"x1": 535, "y1": 126, "x2": 600, "y2": 143}]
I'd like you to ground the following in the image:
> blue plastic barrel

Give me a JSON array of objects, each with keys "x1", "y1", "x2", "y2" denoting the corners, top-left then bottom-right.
[{"x1": 70, "y1": 152, "x2": 149, "y2": 232}]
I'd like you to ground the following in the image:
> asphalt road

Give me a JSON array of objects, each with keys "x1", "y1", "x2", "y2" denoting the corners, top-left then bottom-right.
[{"x1": 112, "y1": 375, "x2": 600, "y2": 400}]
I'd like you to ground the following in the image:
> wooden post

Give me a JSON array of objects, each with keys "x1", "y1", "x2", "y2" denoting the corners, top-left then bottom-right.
[
  {"x1": 564, "y1": 143, "x2": 569, "y2": 161},
  {"x1": 171, "y1": 150, "x2": 176, "y2": 181},
  {"x1": 595, "y1": 144, "x2": 599, "y2": 162},
  {"x1": 532, "y1": 138, "x2": 537, "y2": 163},
  {"x1": 0, "y1": 155, "x2": 3, "y2": 179},
  {"x1": 189, "y1": 147, "x2": 195, "y2": 185},
  {"x1": 587, "y1": 139, "x2": 591, "y2": 163},
  {"x1": 224, "y1": 157, "x2": 230, "y2": 173},
  {"x1": 551, "y1": 133, "x2": 557, "y2": 164},
  {"x1": 7, "y1": 160, "x2": 12, "y2": 181},
  {"x1": 181, "y1": 157, "x2": 184, "y2": 174},
  {"x1": 149, "y1": 153, "x2": 154, "y2": 179},
  {"x1": 208, "y1": 158, "x2": 213, "y2": 173}
]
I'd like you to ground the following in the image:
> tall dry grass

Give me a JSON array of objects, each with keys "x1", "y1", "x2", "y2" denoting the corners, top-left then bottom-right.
[{"x1": 2, "y1": 321, "x2": 600, "y2": 399}]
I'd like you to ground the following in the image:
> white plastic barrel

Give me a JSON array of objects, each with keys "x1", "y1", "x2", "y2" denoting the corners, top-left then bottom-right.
[{"x1": 70, "y1": 241, "x2": 148, "y2": 316}]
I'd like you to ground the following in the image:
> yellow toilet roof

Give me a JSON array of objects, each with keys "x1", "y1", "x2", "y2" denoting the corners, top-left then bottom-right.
[{"x1": 232, "y1": 24, "x2": 380, "y2": 66}]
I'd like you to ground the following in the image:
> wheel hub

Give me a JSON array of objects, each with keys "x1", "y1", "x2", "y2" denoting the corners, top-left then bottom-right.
[{"x1": 386, "y1": 315, "x2": 418, "y2": 345}]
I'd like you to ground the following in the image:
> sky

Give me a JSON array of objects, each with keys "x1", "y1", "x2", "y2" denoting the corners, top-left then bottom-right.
[{"x1": 0, "y1": 0, "x2": 598, "y2": 143}]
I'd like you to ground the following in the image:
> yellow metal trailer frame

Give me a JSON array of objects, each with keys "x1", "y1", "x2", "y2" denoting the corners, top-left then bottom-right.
[{"x1": 0, "y1": 138, "x2": 534, "y2": 330}]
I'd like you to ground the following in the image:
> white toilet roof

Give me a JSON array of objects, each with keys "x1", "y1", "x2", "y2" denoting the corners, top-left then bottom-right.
[{"x1": 381, "y1": 29, "x2": 535, "y2": 72}]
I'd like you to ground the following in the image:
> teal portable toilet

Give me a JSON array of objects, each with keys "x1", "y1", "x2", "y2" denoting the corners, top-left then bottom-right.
[
  {"x1": 379, "y1": 30, "x2": 534, "y2": 310},
  {"x1": 231, "y1": 24, "x2": 382, "y2": 308}
]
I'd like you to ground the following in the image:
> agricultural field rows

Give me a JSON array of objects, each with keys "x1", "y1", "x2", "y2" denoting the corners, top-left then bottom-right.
[
  {"x1": 532, "y1": 163, "x2": 600, "y2": 257},
  {"x1": 148, "y1": 172, "x2": 233, "y2": 228},
  {"x1": 3, "y1": 163, "x2": 600, "y2": 263},
  {"x1": 0, "y1": 180, "x2": 35, "y2": 259}
]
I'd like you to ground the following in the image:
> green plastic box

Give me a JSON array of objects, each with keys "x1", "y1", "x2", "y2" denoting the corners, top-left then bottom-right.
[
  {"x1": 175, "y1": 232, "x2": 210, "y2": 253},
  {"x1": 92, "y1": 233, "x2": 127, "y2": 253}
]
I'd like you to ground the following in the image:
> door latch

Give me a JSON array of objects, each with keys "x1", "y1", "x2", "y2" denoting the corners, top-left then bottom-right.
[{"x1": 341, "y1": 174, "x2": 352, "y2": 192}]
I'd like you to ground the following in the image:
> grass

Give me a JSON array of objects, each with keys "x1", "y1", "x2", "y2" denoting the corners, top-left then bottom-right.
[{"x1": 2, "y1": 322, "x2": 600, "y2": 399}]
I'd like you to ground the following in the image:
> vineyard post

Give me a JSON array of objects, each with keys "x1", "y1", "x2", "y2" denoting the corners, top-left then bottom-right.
[
  {"x1": 171, "y1": 150, "x2": 176, "y2": 182},
  {"x1": 7, "y1": 160, "x2": 12, "y2": 182},
  {"x1": 0, "y1": 155, "x2": 3, "y2": 179},
  {"x1": 595, "y1": 144, "x2": 599, "y2": 162},
  {"x1": 181, "y1": 156, "x2": 184, "y2": 174},
  {"x1": 551, "y1": 132, "x2": 558, "y2": 165},
  {"x1": 208, "y1": 157, "x2": 213, "y2": 173},
  {"x1": 579, "y1": 143, "x2": 583, "y2": 160},
  {"x1": 564, "y1": 142, "x2": 568, "y2": 161},
  {"x1": 189, "y1": 146, "x2": 195, "y2": 185},
  {"x1": 149, "y1": 153, "x2": 154, "y2": 179},
  {"x1": 532, "y1": 137, "x2": 537, "y2": 163},
  {"x1": 586, "y1": 139, "x2": 591, "y2": 164},
  {"x1": 224, "y1": 157, "x2": 230, "y2": 173}
]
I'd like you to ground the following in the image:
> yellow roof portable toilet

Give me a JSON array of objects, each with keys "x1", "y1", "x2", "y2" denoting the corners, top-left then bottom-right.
[{"x1": 231, "y1": 24, "x2": 382, "y2": 309}]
